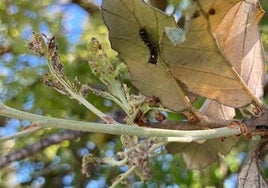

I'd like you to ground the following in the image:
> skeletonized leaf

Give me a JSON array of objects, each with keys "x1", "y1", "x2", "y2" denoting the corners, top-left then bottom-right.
[
  {"x1": 160, "y1": 0, "x2": 261, "y2": 108},
  {"x1": 102, "y1": 0, "x2": 192, "y2": 111}
]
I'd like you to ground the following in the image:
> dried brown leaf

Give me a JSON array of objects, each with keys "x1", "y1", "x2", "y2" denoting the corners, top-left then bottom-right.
[
  {"x1": 102, "y1": 0, "x2": 196, "y2": 111},
  {"x1": 102, "y1": 0, "x2": 192, "y2": 111},
  {"x1": 173, "y1": 0, "x2": 265, "y2": 170},
  {"x1": 168, "y1": 136, "x2": 237, "y2": 170},
  {"x1": 214, "y1": 0, "x2": 265, "y2": 98},
  {"x1": 161, "y1": 0, "x2": 262, "y2": 108},
  {"x1": 168, "y1": 100, "x2": 237, "y2": 169},
  {"x1": 238, "y1": 139, "x2": 268, "y2": 188},
  {"x1": 178, "y1": 0, "x2": 265, "y2": 169},
  {"x1": 200, "y1": 100, "x2": 235, "y2": 121}
]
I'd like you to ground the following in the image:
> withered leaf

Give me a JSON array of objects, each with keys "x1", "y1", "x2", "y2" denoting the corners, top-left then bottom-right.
[
  {"x1": 102, "y1": 0, "x2": 192, "y2": 111},
  {"x1": 238, "y1": 139, "x2": 268, "y2": 188},
  {"x1": 160, "y1": 0, "x2": 262, "y2": 108},
  {"x1": 167, "y1": 100, "x2": 237, "y2": 169},
  {"x1": 102, "y1": 0, "x2": 266, "y2": 174},
  {"x1": 169, "y1": 0, "x2": 265, "y2": 169},
  {"x1": 214, "y1": 0, "x2": 265, "y2": 98}
]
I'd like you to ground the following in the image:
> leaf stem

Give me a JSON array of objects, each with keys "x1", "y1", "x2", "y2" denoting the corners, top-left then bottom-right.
[
  {"x1": 102, "y1": 158, "x2": 127, "y2": 166},
  {"x1": 109, "y1": 166, "x2": 136, "y2": 188},
  {"x1": 48, "y1": 62, "x2": 115, "y2": 123}
]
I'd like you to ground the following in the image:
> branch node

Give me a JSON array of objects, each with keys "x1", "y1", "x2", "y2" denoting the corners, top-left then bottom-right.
[{"x1": 230, "y1": 120, "x2": 249, "y2": 137}]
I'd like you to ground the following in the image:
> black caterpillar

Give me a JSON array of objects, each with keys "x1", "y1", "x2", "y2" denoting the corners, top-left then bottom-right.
[{"x1": 139, "y1": 28, "x2": 158, "y2": 65}]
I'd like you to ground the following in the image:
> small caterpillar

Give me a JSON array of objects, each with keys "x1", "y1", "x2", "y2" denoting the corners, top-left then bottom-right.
[{"x1": 139, "y1": 28, "x2": 158, "y2": 65}]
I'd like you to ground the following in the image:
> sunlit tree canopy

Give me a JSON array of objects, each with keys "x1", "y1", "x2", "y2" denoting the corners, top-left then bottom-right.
[{"x1": 0, "y1": 0, "x2": 268, "y2": 187}]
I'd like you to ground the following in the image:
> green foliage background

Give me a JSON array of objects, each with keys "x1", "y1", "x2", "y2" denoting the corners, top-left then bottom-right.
[{"x1": 0, "y1": 0, "x2": 267, "y2": 187}]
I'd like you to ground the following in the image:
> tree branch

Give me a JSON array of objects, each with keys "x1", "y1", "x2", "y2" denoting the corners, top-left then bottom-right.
[
  {"x1": 0, "y1": 101, "x2": 241, "y2": 141},
  {"x1": 0, "y1": 125, "x2": 45, "y2": 142},
  {"x1": 243, "y1": 107, "x2": 268, "y2": 135},
  {"x1": 110, "y1": 166, "x2": 136, "y2": 188},
  {"x1": 71, "y1": 0, "x2": 100, "y2": 15},
  {"x1": 0, "y1": 130, "x2": 81, "y2": 168},
  {"x1": 0, "y1": 46, "x2": 11, "y2": 55}
]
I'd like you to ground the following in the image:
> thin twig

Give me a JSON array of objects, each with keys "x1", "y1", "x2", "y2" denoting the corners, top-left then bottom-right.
[
  {"x1": 110, "y1": 165, "x2": 136, "y2": 188},
  {"x1": 0, "y1": 130, "x2": 81, "y2": 168},
  {"x1": 102, "y1": 158, "x2": 127, "y2": 166},
  {"x1": 0, "y1": 126, "x2": 45, "y2": 142}
]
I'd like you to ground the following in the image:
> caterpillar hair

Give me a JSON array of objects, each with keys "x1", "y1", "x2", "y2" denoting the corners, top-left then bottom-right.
[{"x1": 139, "y1": 28, "x2": 158, "y2": 65}]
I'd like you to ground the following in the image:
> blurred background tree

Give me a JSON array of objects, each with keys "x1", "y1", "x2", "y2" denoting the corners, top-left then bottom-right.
[{"x1": 0, "y1": 0, "x2": 267, "y2": 187}]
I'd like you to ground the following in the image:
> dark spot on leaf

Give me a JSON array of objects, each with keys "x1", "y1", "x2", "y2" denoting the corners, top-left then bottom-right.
[
  {"x1": 192, "y1": 10, "x2": 200, "y2": 18},
  {"x1": 209, "y1": 8, "x2": 216, "y2": 15}
]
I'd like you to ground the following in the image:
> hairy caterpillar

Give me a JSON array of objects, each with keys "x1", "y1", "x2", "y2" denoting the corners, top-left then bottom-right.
[{"x1": 139, "y1": 28, "x2": 158, "y2": 65}]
